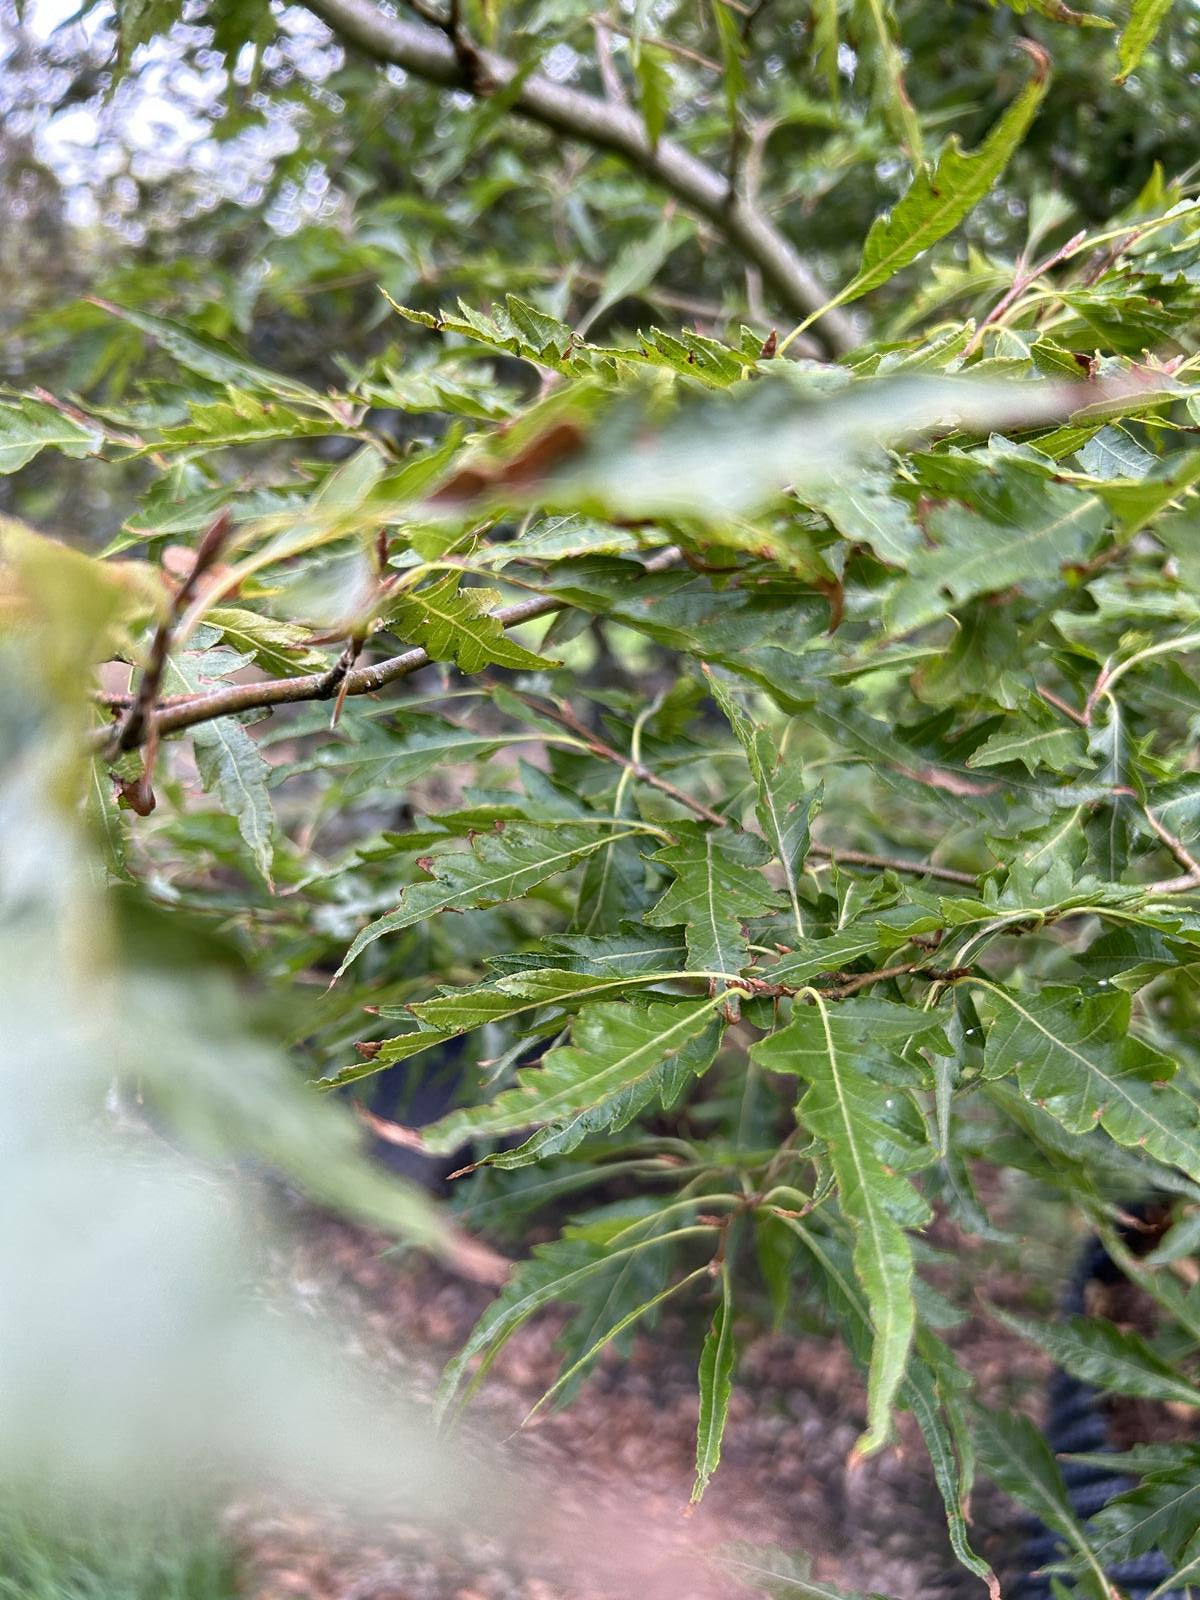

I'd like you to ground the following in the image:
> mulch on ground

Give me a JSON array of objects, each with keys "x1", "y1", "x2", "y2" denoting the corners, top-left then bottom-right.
[{"x1": 230, "y1": 1200, "x2": 1066, "y2": 1600}]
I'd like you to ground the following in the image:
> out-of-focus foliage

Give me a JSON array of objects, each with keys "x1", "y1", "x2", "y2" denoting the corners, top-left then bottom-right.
[
  {"x1": 0, "y1": 528, "x2": 508, "y2": 1532},
  {"x1": 0, "y1": 1503, "x2": 240, "y2": 1600},
  {"x1": 6, "y1": 0, "x2": 1200, "y2": 1592}
]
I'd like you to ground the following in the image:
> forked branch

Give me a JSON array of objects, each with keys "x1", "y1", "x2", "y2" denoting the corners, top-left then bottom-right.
[{"x1": 300, "y1": 0, "x2": 856, "y2": 353}]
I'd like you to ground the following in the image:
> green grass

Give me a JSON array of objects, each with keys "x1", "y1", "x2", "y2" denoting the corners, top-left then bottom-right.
[{"x1": 0, "y1": 1502, "x2": 240, "y2": 1600}]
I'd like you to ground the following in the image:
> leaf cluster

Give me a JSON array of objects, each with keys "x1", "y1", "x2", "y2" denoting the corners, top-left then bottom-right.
[{"x1": 6, "y1": 2, "x2": 1200, "y2": 1591}]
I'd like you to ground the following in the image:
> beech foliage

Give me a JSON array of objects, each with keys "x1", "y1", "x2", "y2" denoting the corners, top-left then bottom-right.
[{"x1": 5, "y1": 0, "x2": 1200, "y2": 1589}]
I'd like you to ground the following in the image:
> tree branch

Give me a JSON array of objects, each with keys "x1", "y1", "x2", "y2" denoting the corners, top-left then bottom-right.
[
  {"x1": 95, "y1": 542, "x2": 987, "y2": 893},
  {"x1": 106, "y1": 509, "x2": 232, "y2": 757},
  {"x1": 809, "y1": 845, "x2": 978, "y2": 887},
  {"x1": 1139, "y1": 801, "x2": 1200, "y2": 894},
  {"x1": 96, "y1": 550, "x2": 683, "y2": 750},
  {"x1": 98, "y1": 590, "x2": 566, "y2": 748},
  {"x1": 301, "y1": 0, "x2": 856, "y2": 353}
]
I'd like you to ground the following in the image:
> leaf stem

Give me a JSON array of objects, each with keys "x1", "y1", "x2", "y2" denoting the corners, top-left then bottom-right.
[
  {"x1": 1085, "y1": 627, "x2": 1200, "y2": 724},
  {"x1": 963, "y1": 228, "x2": 1087, "y2": 355}
]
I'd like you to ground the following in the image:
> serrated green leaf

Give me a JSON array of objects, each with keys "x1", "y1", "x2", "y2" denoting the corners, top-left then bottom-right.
[
  {"x1": 764, "y1": 925, "x2": 915, "y2": 987},
  {"x1": 279, "y1": 717, "x2": 518, "y2": 800},
  {"x1": 1117, "y1": 0, "x2": 1174, "y2": 81},
  {"x1": 1104, "y1": 452, "x2": 1200, "y2": 535},
  {"x1": 86, "y1": 753, "x2": 128, "y2": 877},
  {"x1": 323, "y1": 964, "x2": 703, "y2": 1088},
  {"x1": 621, "y1": 325, "x2": 752, "y2": 386},
  {"x1": 89, "y1": 300, "x2": 329, "y2": 407},
  {"x1": 381, "y1": 573, "x2": 555, "y2": 672},
  {"x1": 973, "y1": 1407, "x2": 1100, "y2": 1576},
  {"x1": 821, "y1": 48, "x2": 1049, "y2": 313},
  {"x1": 436, "y1": 1221, "x2": 716, "y2": 1425},
  {"x1": 966, "y1": 700, "x2": 1088, "y2": 774},
  {"x1": 167, "y1": 649, "x2": 275, "y2": 883},
  {"x1": 524, "y1": 915, "x2": 674, "y2": 961},
  {"x1": 192, "y1": 716, "x2": 276, "y2": 885},
  {"x1": 752, "y1": 995, "x2": 937, "y2": 1452},
  {"x1": 975, "y1": 980, "x2": 1200, "y2": 1182},
  {"x1": 807, "y1": 470, "x2": 924, "y2": 565},
  {"x1": 711, "y1": 0, "x2": 747, "y2": 128},
  {"x1": 636, "y1": 43, "x2": 673, "y2": 151},
  {"x1": 692, "y1": 1264, "x2": 736, "y2": 1502},
  {"x1": 629, "y1": 0, "x2": 652, "y2": 58},
  {"x1": 0, "y1": 396, "x2": 103, "y2": 474},
  {"x1": 813, "y1": 0, "x2": 841, "y2": 99},
  {"x1": 1086, "y1": 1447, "x2": 1200, "y2": 1571},
  {"x1": 1078, "y1": 423, "x2": 1157, "y2": 479},
  {"x1": 417, "y1": 994, "x2": 725, "y2": 1163},
  {"x1": 889, "y1": 474, "x2": 1105, "y2": 633},
  {"x1": 777, "y1": 1218, "x2": 995, "y2": 1585},
  {"x1": 386, "y1": 292, "x2": 575, "y2": 364},
  {"x1": 527, "y1": 1264, "x2": 708, "y2": 1423},
  {"x1": 322, "y1": 1026, "x2": 459, "y2": 1088},
  {"x1": 707, "y1": 675, "x2": 819, "y2": 940},
  {"x1": 854, "y1": 0, "x2": 923, "y2": 159},
  {"x1": 903, "y1": 1353, "x2": 997, "y2": 1587},
  {"x1": 412, "y1": 965, "x2": 673, "y2": 1034},
  {"x1": 1152, "y1": 1547, "x2": 1200, "y2": 1599},
  {"x1": 646, "y1": 823, "x2": 782, "y2": 1001},
  {"x1": 578, "y1": 216, "x2": 692, "y2": 336},
  {"x1": 491, "y1": 515, "x2": 644, "y2": 567},
  {"x1": 335, "y1": 822, "x2": 658, "y2": 977},
  {"x1": 205, "y1": 605, "x2": 329, "y2": 675},
  {"x1": 992, "y1": 1304, "x2": 1200, "y2": 1406},
  {"x1": 150, "y1": 389, "x2": 346, "y2": 454}
]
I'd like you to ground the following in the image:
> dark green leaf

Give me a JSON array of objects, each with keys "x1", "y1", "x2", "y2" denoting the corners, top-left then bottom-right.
[{"x1": 692, "y1": 1264, "x2": 736, "y2": 1502}]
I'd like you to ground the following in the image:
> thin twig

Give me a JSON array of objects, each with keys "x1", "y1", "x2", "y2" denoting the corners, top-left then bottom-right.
[
  {"x1": 95, "y1": 688, "x2": 218, "y2": 711},
  {"x1": 1080, "y1": 220, "x2": 1156, "y2": 287},
  {"x1": 1083, "y1": 657, "x2": 1118, "y2": 727},
  {"x1": 1146, "y1": 870, "x2": 1200, "y2": 896},
  {"x1": 93, "y1": 541, "x2": 1040, "y2": 898},
  {"x1": 1086, "y1": 629, "x2": 1200, "y2": 725},
  {"x1": 502, "y1": 688, "x2": 988, "y2": 882},
  {"x1": 963, "y1": 229, "x2": 1087, "y2": 357},
  {"x1": 533, "y1": 689, "x2": 996, "y2": 886},
  {"x1": 31, "y1": 385, "x2": 159, "y2": 461},
  {"x1": 105, "y1": 510, "x2": 233, "y2": 759},
  {"x1": 809, "y1": 844, "x2": 978, "y2": 887},
  {"x1": 591, "y1": 17, "x2": 628, "y2": 105},
  {"x1": 508, "y1": 687, "x2": 730, "y2": 826},
  {"x1": 817, "y1": 961, "x2": 974, "y2": 1000},
  {"x1": 821, "y1": 961, "x2": 923, "y2": 998},
  {"x1": 1036, "y1": 683, "x2": 1087, "y2": 727},
  {"x1": 588, "y1": 15, "x2": 721, "y2": 72},
  {"x1": 1139, "y1": 800, "x2": 1200, "y2": 889},
  {"x1": 94, "y1": 548, "x2": 680, "y2": 752},
  {"x1": 90, "y1": 595, "x2": 559, "y2": 751}
]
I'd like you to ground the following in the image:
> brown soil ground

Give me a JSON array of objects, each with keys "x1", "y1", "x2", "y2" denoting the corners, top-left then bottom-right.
[{"x1": 228, "y1": 1202, "x2": 1063, "y2": 1600}]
